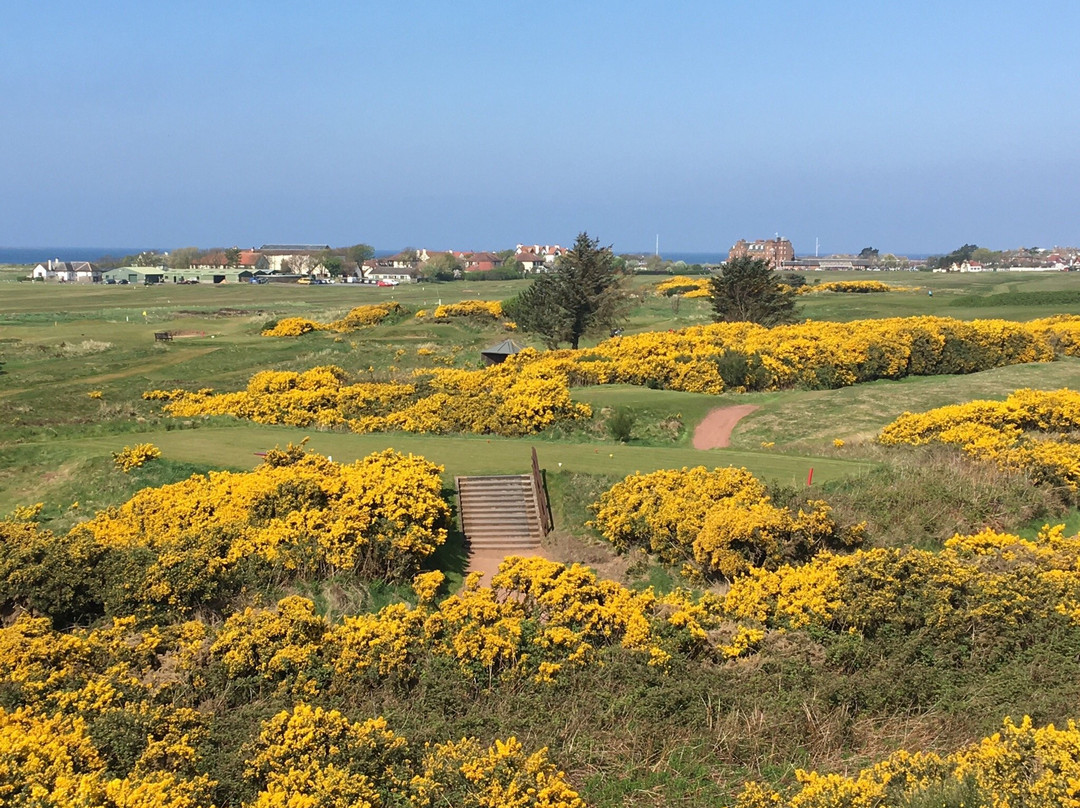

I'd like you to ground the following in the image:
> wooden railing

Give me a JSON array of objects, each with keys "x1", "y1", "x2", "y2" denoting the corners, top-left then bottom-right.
[{"x1": 530, "y1": 447, "x2": 553, "y2": 535}]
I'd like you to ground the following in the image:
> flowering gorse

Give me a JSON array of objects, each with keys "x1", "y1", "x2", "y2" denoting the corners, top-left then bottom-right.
[
  {"x1": 655, "y1": 276, "x2": 712, "y2": 298},
  {"x1": 149, "y1": 361, "x2": 591, "y2": 437},
  {"x1": 427, "y1": 299, "x2": 505, "y2": 320},
  {"x1": 735, "y1": 715, "x2": 1080, "y2": 808},
  {"x1": 797, "y1": 280, "x2": 899, "y2": 294},
  {"x1": 261, "y1": 302, "x2": 404, "y2": 336},
  {"x1": 152, "y1": 316, "x2": 1080, "y2": 436},
  {"x1": 591, "y1": 466, "x2": 863, "y2": 580},
  {"x1": 879, "y1": 387, "x2": 1080, "y2": 492},
  {"x1": 112, "y1": 442, "x2": 162, "y2": 472},
  {"x1": 0, "y1": 447, "x2": 450, "y2": 621}
]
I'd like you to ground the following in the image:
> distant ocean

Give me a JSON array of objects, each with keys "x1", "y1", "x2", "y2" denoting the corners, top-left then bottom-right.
[
  {"x1": 655, "y1": 251, "x2": 724, "y2": 264},
  {"x1": 0, "y1": 247, "x2": 161, "y2": 264}
]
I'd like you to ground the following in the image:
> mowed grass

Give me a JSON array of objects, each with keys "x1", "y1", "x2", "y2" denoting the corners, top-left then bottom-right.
[
  {"x1": 727, "y1": 356, "x2": 1080, "y2": 451},
  {"x1": 793, "y1": 269, "x2": 1080, "y2": 322},
  {"x1": 0, "y1": 276, "x2": 528, "y2": 318},
  {"x1": 0, "y1": 421, "x2": 870, "y2": 517}
]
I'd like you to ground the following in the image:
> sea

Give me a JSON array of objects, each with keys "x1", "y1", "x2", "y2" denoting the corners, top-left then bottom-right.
[
  {"x1": 0, "y1": 247, "x2": 162, "y2": 264},
  {"x1": 0, "y1": 247, "x2": 403, "y2": 265},
  {"x1": 647, "y1": 251, "x2": 724, "y2": 265}
]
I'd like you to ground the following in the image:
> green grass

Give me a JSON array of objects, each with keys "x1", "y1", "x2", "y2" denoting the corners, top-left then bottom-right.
[
  {"x1": 0, "y1": 421, "x2": 871, "y2": 514},
  {"x1": 1019, "y1": 508, "x2": 1080, "y2": 540},
  {"x1": 794, "y1": 269, "x2": 1080, "y2": 322},
  {"x1": 726, "y1": 356, "x2": 1080, "y2": 451},
  {"x1": 2, "y1": 270, "x2": 1078, "y2": 540}
]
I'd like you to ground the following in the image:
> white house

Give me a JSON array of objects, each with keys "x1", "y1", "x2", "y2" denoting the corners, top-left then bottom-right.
[
  {"x1": 258, "y1": 244, "x2": 331, "y2": 274},
  {"x1": 32, "y1": 260, "x2": 101, "y2": 282}
]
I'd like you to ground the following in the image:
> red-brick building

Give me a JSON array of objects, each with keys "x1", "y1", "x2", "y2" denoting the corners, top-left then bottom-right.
[{"x1": 728, "y1": 238, "x2": 795, "y2": 268}]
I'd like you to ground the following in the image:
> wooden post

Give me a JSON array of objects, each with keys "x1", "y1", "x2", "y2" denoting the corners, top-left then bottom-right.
[{"x1": 530, "y1": 447, "x2": 553, "y2": 535}]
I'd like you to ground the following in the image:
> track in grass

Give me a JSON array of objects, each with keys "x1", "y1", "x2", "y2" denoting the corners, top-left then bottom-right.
[{"x1": 692, "y1": 405, "x2": 759, "y2": 449}]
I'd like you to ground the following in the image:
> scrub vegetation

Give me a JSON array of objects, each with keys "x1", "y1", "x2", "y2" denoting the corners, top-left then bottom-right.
[{"x1": 2, "y1": 265, "x2": 1080, "y2": 806}]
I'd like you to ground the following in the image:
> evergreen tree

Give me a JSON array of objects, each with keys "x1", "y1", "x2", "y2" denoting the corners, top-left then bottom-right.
[
  {"x1": 709, "y1": 256, "x2": 797, "y2": 326},
  {"x1": 506, "y1": 232, "x2": 627, "y2": 349}
]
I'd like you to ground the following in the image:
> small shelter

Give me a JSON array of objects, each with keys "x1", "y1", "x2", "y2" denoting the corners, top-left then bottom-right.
[{"x1": 480, "y1": 338, "x2": 525, "y2": 366}]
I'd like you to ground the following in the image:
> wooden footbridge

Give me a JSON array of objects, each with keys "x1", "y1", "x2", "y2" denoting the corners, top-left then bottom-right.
[{"x1": 455, "y1": 448, "x2": 552, "y2": 572}]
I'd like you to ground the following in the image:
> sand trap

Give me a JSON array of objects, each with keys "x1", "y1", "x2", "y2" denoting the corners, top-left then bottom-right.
[{"x1": 692, "y1": 405, "x2": 759, "y2": 449}]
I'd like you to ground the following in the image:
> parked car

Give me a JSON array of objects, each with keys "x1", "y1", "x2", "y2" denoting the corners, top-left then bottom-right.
[{"x1": 377, "y1": 280, "x2": 399, "y2": 287}]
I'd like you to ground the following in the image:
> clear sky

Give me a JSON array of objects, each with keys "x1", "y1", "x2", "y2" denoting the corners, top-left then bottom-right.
[{"x1": 2, "y1": 1, "x2": 1077, "y2": 255}]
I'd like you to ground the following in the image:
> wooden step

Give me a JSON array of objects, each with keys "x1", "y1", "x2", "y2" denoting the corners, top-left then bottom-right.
[{"x1": 456, "y1": 473, "x2": 544, "y2": 555}]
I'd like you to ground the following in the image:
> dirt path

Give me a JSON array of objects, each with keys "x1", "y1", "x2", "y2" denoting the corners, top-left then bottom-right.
[
  {"x1": 466, "y1": 546, "x2": 550, "y2": 583},
  {"x1": 692, "y1": 405, "x2": 759, "y2": 449}
]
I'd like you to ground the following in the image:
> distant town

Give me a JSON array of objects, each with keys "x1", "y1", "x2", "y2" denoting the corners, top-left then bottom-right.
[{"x1": 23, "y1": 238, "x2": 1080, "y2": 285}]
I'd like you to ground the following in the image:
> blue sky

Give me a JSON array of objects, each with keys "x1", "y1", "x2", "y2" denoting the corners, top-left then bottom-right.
[{"x1": 2, "y1": 1, "x2": 1077, "y2": 255}]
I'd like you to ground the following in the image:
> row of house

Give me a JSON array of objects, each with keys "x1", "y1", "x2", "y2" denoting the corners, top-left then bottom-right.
[
  {"x1": 935, "y1": 260, "x2": 1076, "y2": 273},
  {"x1": 362, "y1": 244, "x2": 567, "y2": 283},
  {"x1": 30, "y1": 241, "x2": 572, "y2": 285}
]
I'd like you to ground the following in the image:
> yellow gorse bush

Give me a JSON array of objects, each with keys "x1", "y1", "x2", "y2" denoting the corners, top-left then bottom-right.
[
  {"x1": 564, "y1": 315, "x2": 1063, "y2": 394},
  {"x1": 591, "y1": 466, "x2": 863, "y2": 580},
  {"x1": 97, "y1": 446, "x2": 446, "y2": 576},
  {"x1": 722, "y1": 524, "x2": 1080, "y2": 639},
  {"x1": 879, "y1": 387, "x2": 1080, "y2": 491},
  {"x1": 261, "y1": 302, "x2": 404, "y2": 336},
  {"x1": 6, "y1": 520, "x2": 1080, "y2": 806},
  {"x1": 243, "y1": 703, "x2": 584, "y2": 808},
  {"x1": 202, "y1": 555, "x2": 734, "y2": 694},
  {"x1": 0, "y1": 612, "x2": 216, "y2": 807},
  {"x1": 149, "y1": 361, "x2": 591, "y2": 437},
  {"x1": 112, "y1": 443, "x2": 162, "y2": 472},
  {"x1": 5, "y1": 503, "x2": 43, "y2": 522},
  {"x1": 426, "y1": 299, "x2": 504, "y2": 319},
  {"x1": 0, "y1": 695, "x2": 583, "y2": 808},
  {"x1": 148, "y1": 365, "x2": 417, "y2": 429},
  {"x1": 151, "y1": 315, "x2": 1080, "y2": 436},
  {"x1": 735, "y1": 715, "x2": 1080, "y2": 808},
  {"x1": 8, "y1": 448, "x2": 450, "y2": 618},
  {"x1": 655, "y1": 276, "x2": 712, "y2": 298},
  {"x1": 797, "y1": 280, "x2": 898, "y2": 294}
]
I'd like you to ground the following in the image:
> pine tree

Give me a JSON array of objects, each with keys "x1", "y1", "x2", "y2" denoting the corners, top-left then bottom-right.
[
  {"x1": 709, "y1": 256, "x2": 797, "y2": 326},
  {"x1": 506, "y1": 232, "x2": 627, "y2": 349}
]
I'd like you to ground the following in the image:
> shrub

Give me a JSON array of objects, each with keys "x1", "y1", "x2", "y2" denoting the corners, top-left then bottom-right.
[
  {"x1": 112, "y1": 443, "x2": 161, "y2": 472},
  {"x1": 606, "y1": 407, "x2": 635, "y2": 443},
  {"x1": 591, "y1": 466, "x2": 863, "y2": 580}
]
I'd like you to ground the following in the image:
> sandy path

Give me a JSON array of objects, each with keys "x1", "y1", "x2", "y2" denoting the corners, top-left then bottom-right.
[{"x1": 692, "y1": 405, "x2": 759, "y2": 449}]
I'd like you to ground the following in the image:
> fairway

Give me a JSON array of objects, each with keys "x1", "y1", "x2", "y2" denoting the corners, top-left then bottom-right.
[{"x1": 12, "y1": 423, "x2": 872, "y2": 488}]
